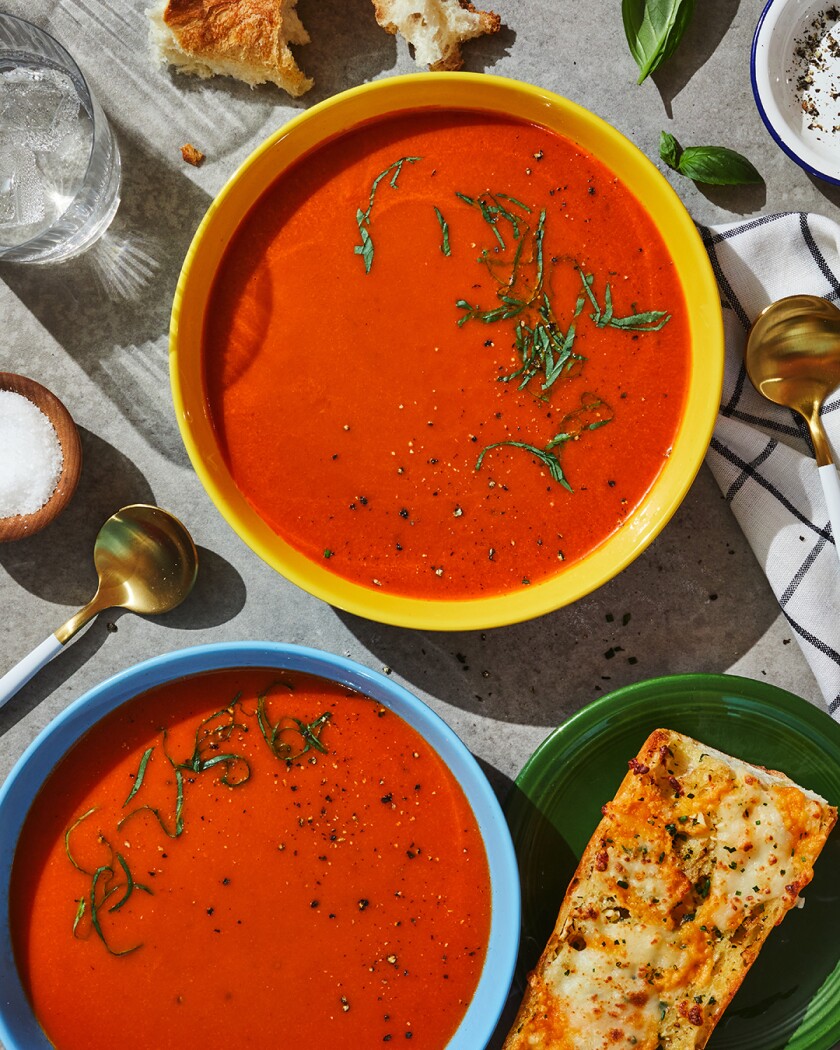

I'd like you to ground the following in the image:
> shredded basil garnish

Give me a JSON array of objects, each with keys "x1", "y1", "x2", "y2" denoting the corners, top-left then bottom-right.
[
  {"x1": 64, "y1": 807, "x2": 98, "y2": 873},
  {"x1": 122, "y1": 747, "x2": 154, "y2": 807},
  {"x1": 434, "y1": 206, "x2": 451, "y2": 256},
  {"x1": 89, "y1": 864, "x2": 142, "y2": 956},
  {"x1": 118, "y1": 732, "x2": 184, "y2": 839},
  {"x1": 108, "y1": 852, "x2": 152, "y2": 913},
  {"x1": 450, "y1": 189, "x2": 667, "y2": 489},
  {"x1": 578, "y1": 268, "x2": 671, "y2": 331},
  {"x1": 72, "y1": 896, "x2": 86, "y2": 936},
  {"x1": 65, "y1": 685, "x2": 339, "y2": 959},
  {"x1": 476, "y1": 395, "x2": 614, "y2": 491},
  {"x1": 354, "y1": 156, "x2": 421, "y2": 273},
  {"x1": 476, "y1": 440, "x2": 573, "y2": 491}
]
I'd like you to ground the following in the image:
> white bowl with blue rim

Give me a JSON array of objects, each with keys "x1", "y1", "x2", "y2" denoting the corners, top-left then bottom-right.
[
  {"x1": 0, "y1": 641, "x2": 520, "y2": 1050},
  {"x1": 752, "y1": 0, "x2": 840, "y2": 184}
]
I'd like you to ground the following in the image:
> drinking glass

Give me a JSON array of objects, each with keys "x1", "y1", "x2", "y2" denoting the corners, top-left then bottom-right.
[{"x1": 0, "y1": 14, "x2": 121, "y2": 264}]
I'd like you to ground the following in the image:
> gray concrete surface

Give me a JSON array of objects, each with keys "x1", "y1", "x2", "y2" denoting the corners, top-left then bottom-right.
[{"x1": 0, "y1": 1, "x2": 835, "y2": 1045}]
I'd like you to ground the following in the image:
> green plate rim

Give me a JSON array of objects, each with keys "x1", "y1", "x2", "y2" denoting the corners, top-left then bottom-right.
[
  {"x1": 517, "y1": 673, "x2": 840, "y2": 787},
  {"x1": 506, "y1": 671, "x2": 840, "y2": 1050}
]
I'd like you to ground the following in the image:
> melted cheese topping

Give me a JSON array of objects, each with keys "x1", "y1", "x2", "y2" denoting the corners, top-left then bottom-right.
[{"x1": 510, "y1": 732, "x2": 835, "y2": 1050}]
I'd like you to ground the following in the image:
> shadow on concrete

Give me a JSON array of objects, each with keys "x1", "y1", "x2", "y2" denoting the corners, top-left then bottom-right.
[
  {"x1": 652, "y1": 0, "x2": 742, "y2": 116},
  {"x1": 335, "y1": 465, "x2": 781, "y2": 731},
  {"x1": 0, "y1": 125, "x2": 212, "y2": 467}
]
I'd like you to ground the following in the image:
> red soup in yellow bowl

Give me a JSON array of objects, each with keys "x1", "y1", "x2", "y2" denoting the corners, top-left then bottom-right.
[
  {"x1": 5, "y1": 648, "x2": 512, "y2": 1050},
  {"x1": 172, "y1": 75, "x2": 723, "y2": 629}
]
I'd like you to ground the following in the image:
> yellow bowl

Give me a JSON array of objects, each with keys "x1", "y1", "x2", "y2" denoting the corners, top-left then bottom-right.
[{"x1": 170, "y1": 73, "x2": 723, "y2": 631}]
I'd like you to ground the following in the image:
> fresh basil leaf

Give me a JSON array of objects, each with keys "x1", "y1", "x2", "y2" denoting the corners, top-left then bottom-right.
[
  {"x1": 677, "y1": 145, "x2": 763, "y2": 185},
  {"x1": 662, "y1": 139, "x2": 763, "y2": 185},
  {"x1": 658, "y1": 130, "x2": 682, "y2": 170},
  {"x1": 622, "y1": 0, "x2": 696, "y2": 84}
]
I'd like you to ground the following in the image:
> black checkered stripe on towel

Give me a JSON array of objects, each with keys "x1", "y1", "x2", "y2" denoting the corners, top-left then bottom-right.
[{"x1": 700, "y1": 212, "x2": 840, "y2": 718}]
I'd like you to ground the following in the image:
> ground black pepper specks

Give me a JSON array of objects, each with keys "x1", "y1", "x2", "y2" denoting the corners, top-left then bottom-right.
[{"x1": 790, "y1": 6, "x2": 840, "y2": 137}]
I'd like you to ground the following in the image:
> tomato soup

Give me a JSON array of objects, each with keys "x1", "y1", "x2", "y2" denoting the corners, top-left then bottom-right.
[
  {"x1": 10, "y1": 670, "x2": 491, "y2": 1049},
  {"x1": 203, "y1": 110, "x2": 690, "y2": 599}
]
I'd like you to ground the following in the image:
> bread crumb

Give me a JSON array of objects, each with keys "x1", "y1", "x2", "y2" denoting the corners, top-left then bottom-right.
[{"x1": 180, "y1": 143, "x2": 205, "y2": 166}]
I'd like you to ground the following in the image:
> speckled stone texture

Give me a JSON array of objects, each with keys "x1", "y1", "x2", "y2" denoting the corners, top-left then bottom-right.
[{"x1": 0, "y1": 3, "x2": 835, "y2": 1045}]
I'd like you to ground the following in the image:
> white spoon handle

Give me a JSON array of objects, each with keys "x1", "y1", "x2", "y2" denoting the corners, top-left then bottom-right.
[
  {"x1": 818, "y1": 463, "x2": 840, "y2": 563},
  {"x1": 0, "y1": 634, "x2": 64, "y2": 711}
]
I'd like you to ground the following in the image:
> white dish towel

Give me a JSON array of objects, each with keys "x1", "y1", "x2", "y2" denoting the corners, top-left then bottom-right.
[{"x1": 702, "y1": 212, "x2": 840, "y2": 720}]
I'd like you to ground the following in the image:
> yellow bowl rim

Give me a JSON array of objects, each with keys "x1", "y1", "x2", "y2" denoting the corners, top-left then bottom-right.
[{"x1": 170, "y1": 72, "x2": 723, "y2": 631}]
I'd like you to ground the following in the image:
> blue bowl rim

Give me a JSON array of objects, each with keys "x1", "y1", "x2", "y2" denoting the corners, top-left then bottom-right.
[
  {"x1": 0, "y1": 641, "x2": 520, "y2": 1050},
  {"x1": 750, "y1": 0, "x2": 840, "y2": 187}
]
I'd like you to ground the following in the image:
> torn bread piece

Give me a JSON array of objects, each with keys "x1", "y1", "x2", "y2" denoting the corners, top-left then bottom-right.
[
  {"x1": 504, "y1": 728, "x2": 837, "y2": 1050},
  {"x1": 148, "y1": 0, "x2": 312, "y2": 97},
  {"x1": 372, "y1": 0, "x2": 500, "y2": 71}
]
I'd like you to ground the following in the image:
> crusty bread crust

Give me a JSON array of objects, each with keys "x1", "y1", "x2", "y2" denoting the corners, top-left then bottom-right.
[
  {"x1": 504, "y1": 728, "x2": 837, "y2": 1050},
  {"x1": 371, "y1": 0, "x2": 500, "y2": 71},
  {"x1": 148, "y1": 0, "x2": 312, "y2": 96}
]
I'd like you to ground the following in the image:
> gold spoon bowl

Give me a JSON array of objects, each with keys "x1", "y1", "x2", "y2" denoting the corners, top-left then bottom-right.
[
  {"x1": 746, "y1": 294, "x2": 840, "y2": 466},
  {"x1": 55, "y1": 504, "x2": 198, "y2": 644},
  {"x1": 0, "y1": 504, "x2": 198, "y2": 708},
  {"x1": 746, "y1": 294, "x2": 840, "y2": 557}
]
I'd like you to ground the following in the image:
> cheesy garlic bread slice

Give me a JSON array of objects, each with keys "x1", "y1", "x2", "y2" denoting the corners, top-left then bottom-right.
[{"x1": 504, "y1": 728, "x2": 837, "y2": 1050}]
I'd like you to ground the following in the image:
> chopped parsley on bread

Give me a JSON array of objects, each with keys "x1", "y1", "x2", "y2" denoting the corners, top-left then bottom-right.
[{"x1": 504, "y1": 728, "x2": 837, "y2": 1050}]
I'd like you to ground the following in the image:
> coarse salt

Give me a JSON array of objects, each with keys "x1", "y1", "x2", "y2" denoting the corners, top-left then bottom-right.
[{"x1": 0, "y1": 389, "x2": 63, "y2": 518}]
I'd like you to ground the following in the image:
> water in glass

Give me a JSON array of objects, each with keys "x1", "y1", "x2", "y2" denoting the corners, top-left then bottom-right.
[{"x1": 0, "y1": 59, "x2": 94, "y2": 249}]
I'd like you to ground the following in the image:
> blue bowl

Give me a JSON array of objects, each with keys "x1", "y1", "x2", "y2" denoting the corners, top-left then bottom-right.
[{"x1": 0, "y1": 642, "x2": 520, "y2": 1049}]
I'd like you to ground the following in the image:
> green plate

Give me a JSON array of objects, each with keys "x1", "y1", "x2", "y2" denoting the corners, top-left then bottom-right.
[{"x1": 505, "y1": 673, "x2": 840, "y2": 1050}]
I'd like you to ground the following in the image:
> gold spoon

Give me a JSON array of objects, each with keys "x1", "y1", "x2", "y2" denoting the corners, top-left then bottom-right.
[
  {"x1": 0, "y1": 504, "x2": 198, "y2": 709},
  {"x1": 746, "y1": 294, "x2": 840, "y2": 558}
]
